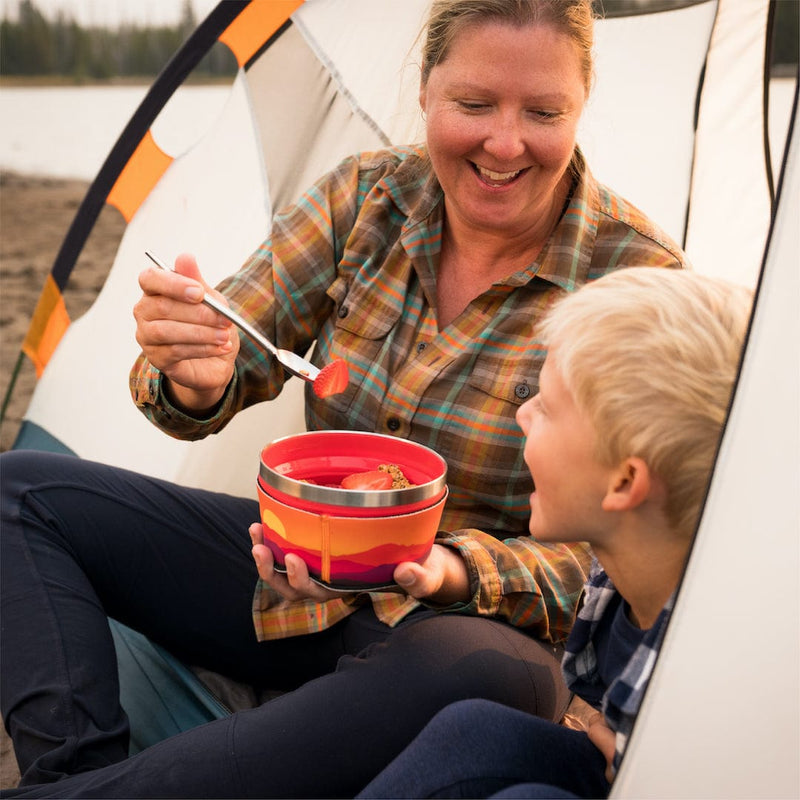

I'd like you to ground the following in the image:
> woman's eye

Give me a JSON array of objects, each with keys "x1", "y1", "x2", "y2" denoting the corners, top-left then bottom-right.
[
  {"x1": 530, "y1": 109, "x2": 559, "y2": 120},
  {"x1": 458, "y1": 100, "x2": 489, "y2": 112}
]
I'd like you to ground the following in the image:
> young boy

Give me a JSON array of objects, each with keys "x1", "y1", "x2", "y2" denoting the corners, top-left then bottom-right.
[{"x1": 358, "y1": 267, "x2": 753, "y2": 799}]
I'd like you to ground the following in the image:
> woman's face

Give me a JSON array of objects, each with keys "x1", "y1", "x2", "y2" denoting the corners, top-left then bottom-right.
[{"x1": 420, "y1": 20, "x2": 586, "y2": 238}]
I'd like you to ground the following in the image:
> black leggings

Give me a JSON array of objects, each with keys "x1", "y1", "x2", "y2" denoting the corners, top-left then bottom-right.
[{"x1": 1, "y1": 450, "x2": 570, "y2": 798}]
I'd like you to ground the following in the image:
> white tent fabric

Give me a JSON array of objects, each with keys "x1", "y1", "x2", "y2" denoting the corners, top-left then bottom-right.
[
  {"x1": 24, "y1": 71, "x2": 292, "y2": 490},
  {"x1": 613, "y1": 104, "x2": 799, "y2": 800},
  {"x1": 577, "y1": 2, "x2": 717, "y2": 249},
  {"x1": 685, "y1": 0, "x2": 774, "y2": 285}
]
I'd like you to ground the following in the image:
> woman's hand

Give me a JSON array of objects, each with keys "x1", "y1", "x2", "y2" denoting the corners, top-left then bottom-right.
[
  {"x1": 393, "y1": 544, "x2": 470, "y2": 605},
  {"x1": 133, "y1": 253, "x2": 239, "y2": 414},
  {"x1": 249, "y1": 523, "x2": 344, "y2": 602}
]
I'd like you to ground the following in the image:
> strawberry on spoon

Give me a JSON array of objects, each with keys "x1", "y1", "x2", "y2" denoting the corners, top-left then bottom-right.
[{"x1": 313, "y1": 359, "x2": 350, "y2": 398}]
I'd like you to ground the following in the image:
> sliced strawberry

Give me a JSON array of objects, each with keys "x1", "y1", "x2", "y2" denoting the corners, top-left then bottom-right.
[
  {"x1": 313, "y1": 359, "x2": 350, "y2": 398},
  {"x1": 340, "y1": 470, "x2": 394, "y2": 491}
]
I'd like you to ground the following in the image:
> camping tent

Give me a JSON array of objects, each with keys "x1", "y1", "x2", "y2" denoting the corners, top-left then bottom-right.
[{"x1": 6, "y1": 0, "x2": 799, "y2": 796}]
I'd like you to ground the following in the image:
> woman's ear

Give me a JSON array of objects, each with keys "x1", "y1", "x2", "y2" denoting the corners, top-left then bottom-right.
[
  {"x1": 601, "y1": 456, "x2": 652, "y2": 512},
  {"x1": 419, "y1": 60, "x2": 430, "y2": 115}
]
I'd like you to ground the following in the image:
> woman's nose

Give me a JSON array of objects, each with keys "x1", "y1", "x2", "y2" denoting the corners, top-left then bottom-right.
[{"x1": 484, "y1": 113, "x2": 526, "y2": 161}]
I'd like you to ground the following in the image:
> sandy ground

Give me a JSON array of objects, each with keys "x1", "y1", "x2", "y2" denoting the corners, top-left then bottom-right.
[
  {"x1": 1, "y1": 170, "x2": 126, "y2": 787},
  {"x1": 0, "y1": 170, "x2": 126, "y2": 452}
]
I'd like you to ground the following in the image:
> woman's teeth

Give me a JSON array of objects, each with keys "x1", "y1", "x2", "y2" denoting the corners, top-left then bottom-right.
[{"x1": 476, "y1": 165, "x2": 522, "y2": 186}]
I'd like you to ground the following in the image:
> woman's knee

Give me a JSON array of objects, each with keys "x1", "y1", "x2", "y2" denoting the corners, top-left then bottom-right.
[
  {"x1": 373, "y1": 613, "x2": 570, "y2": 721},
  {"x1": 1, "y1": 450, "x2": 81, "y2": 505}
]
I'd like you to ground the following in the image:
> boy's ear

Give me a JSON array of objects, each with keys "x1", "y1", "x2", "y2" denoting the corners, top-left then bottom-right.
[{"x1": 601, "y1": 457, "x2": 652, "y2": 512}]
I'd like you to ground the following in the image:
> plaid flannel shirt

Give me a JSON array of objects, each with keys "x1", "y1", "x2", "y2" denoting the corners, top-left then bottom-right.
[
  {"x1": 561, "y1": 560, "x2": 675, "y2": 776},
  {"x1": 131, "y1": 145, "x2": 687, "y2": 643}
]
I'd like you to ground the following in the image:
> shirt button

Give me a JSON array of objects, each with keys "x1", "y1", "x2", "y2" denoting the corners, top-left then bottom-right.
[
  {"x1": 416, "y1": 341, "x2": 428, "y2": 354},
  {"x1": 514, "y1": 383, "x2": 531, "y2": 400},
  {"x1": 386, "y1": 417, "x2": 401, "y2": 432},
  {"x1": 337, "y1": 305, "x2": 349, "y2": 318}
]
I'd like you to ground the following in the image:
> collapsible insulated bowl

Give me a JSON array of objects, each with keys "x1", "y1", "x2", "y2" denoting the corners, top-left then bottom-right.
[{"x1": 257, "y1": 431, "x2": 448, "y2": 590}]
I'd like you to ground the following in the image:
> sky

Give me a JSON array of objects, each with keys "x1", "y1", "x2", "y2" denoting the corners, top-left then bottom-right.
[{"x1": 0, "y1": 0, "x2": 219, "y2": 27}]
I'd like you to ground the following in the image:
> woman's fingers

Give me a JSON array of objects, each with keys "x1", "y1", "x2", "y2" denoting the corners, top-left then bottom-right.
[
  {"x1": 132, "y1": 254, "x2": 238, "y2": 394},
  {"x1": 249, "y1": 523, "x2": 343, "y2": 603}
]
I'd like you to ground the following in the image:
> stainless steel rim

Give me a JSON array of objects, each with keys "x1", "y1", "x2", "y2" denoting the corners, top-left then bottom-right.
[
  {"x1": 258, "y1": 462, "x2": 446, "y2": 508},
  {"x1": 259, "y1": 432, "x2": 447, "y2": 509}
]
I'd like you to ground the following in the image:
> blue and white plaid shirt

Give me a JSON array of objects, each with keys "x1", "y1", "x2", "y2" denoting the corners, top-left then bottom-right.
[{"x1": 561, "y1": 559, "x2": 675, "y2": 774}]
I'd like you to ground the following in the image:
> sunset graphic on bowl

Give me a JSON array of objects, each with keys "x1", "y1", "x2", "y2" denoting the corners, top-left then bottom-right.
[{"x1": 259, "y1": 489, "x2": 447, "y2": 589}]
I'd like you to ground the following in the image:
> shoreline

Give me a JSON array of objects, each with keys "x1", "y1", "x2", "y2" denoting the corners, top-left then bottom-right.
[{"x1": 0, "y1": 74, "x2": 235, "y2": 88}]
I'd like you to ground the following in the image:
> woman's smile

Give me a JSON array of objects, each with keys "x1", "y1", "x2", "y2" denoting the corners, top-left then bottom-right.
[{"x1": 472, "y1": 163, "x2": 528, "y2": 188}]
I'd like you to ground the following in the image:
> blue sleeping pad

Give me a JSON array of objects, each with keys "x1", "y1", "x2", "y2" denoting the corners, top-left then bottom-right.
[{"x1": 109, "y1": 619, "x2": 230, "y2": 754}]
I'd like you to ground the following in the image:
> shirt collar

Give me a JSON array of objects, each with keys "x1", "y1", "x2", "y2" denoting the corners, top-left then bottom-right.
[{"x1": 530, "y1": 148, "x2": 599, "y2": 291}]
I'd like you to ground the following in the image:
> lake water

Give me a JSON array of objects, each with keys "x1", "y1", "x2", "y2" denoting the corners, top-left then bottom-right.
[
  {"x1": 0, "y1": 84, "x2": 233, "y2": 181},
  {"x1": 0, "y1": 79, "x2": 796, "y2": 182}
]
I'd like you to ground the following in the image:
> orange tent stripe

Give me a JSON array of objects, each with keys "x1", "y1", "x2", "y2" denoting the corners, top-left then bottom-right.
[
  {"x1": 106, "y1": 131, "x2": 173, "y2": 223},
  {"x1": 22, "y1": 274, "x2": 71, "y2": 377},
  {"x1": 219, "y1": 0, "x2": 305, "y2": 67}
]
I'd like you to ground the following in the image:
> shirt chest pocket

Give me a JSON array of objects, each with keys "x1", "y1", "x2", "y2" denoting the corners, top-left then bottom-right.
[
  {"x1": 467, "y1": 354, "x2": 544, "y2": 408},
  {"x1": 316, "y1": 276, "x2": 406, "y2": 424},
  {"x1": 430, "y1": 354, "x2": 543, "y2": 517},
  {"x1": 326, "y1": 275, "x2": 404, "y2": 342}
]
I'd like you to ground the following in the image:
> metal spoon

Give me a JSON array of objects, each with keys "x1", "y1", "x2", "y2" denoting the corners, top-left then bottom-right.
[{"x1": 144, "y1": 251, "x2": 320, "y2": 382}]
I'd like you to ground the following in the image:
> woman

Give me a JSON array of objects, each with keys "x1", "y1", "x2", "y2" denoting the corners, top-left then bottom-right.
[{"x1": 0, "y1": 1, "x2": 687, "y2": 797}]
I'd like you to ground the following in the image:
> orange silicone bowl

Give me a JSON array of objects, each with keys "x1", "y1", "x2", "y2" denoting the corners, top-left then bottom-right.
[{"x1": 257, "y1": 431, "x2": 448, "y2": 590}]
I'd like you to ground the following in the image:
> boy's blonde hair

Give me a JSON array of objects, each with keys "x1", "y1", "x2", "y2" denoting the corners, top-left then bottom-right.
[{"x1": 539, "y1": 267, "x2": 753, "y2": 538}]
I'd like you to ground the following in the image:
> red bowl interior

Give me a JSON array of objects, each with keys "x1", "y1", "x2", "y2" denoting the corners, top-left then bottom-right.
[{"x1": 259, "y1": 431, "x2": 447, "y2": 517}]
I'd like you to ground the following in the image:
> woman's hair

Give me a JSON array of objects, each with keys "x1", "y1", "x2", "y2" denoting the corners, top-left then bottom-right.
[
  {"x1": 420, "y1": 0, "x2": 596, "y2": 94},
  {"x1": 538, "y1": 267, "x2": 753, "y2": 538}
]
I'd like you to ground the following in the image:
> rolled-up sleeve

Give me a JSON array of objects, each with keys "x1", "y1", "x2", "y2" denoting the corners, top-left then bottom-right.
[
  {"x1": 129, "y1": 357, "x2": 242, "y2": 440},
  {"x1": 431, "y1": 530, "x2": 593, "y2": 643}
]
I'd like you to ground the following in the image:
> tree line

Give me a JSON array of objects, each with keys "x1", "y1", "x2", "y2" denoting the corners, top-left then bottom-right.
[
  {"x1": 0, "y1": 0, "x2": 796, "y2": 83},
  {"x1": 0, "y1": 0, "x2": 237, "y2": 81}
]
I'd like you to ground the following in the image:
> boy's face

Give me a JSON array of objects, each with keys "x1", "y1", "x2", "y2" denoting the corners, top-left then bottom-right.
[{"x1": 516, "y1": 352, "x2": 611, "y2": 544}]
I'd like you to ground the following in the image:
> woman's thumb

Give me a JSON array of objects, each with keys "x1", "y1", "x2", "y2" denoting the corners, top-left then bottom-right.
[{"x1": 174, "y1": 252, "x2": 206, "y2": 285}]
